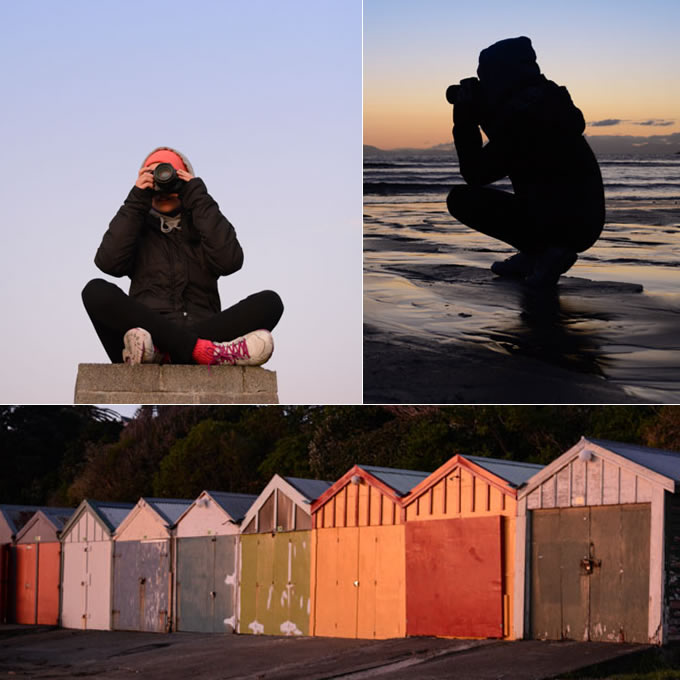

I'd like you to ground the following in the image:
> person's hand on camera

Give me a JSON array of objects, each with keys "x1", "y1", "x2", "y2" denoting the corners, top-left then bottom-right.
[
  {"x1": 176, "y1": 168, "x2": 195, "y2": 183},
  {"x1": 135, "y1": 167, "x2": 154, "y2": 190},
  {"x1": 453, "y1": 78, "x2": 482, "y2": 127}
]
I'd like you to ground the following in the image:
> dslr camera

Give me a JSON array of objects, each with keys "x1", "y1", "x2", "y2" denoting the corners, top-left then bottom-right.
[
  {"x1": 153, "y1": 163, "x2": 184, "y2": 194},
  {"x1": 446, "y1": 77, "x2": 481, "y2": 105}
]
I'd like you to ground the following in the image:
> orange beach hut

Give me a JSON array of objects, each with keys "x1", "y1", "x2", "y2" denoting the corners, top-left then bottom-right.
[
  {"x1": 310, "y1": 464, "x2": 429, "y2": 639},
  {"x1": 401, "y1": 454, "x2": 543, "y2": 640}
]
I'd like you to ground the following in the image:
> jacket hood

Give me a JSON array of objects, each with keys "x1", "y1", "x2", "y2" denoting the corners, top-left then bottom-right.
[
  {"x1": 477, "y1": 36, "x2": 542, "y2": 105},
  {"x1": 141, "y1": 146, "x2": 195, "y2": 175}
]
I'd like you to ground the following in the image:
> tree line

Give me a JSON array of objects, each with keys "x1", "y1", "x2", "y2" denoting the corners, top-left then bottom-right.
[{"x1": 3, "y1": 405, "x2": 680, "y2": 507}]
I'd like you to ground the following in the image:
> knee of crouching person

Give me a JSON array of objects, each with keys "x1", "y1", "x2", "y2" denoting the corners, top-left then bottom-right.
[
  {"x1": 81, "y1": 278, "x2": 110, "y2": 312},
  {"x1": 447, "y1": 185, "x2": 468, "y2": 219}
]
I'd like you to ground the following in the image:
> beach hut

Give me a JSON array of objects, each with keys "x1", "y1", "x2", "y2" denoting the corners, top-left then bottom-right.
[
  {"x1": 60, "y1": 500, "x2": 134, "y2": 630},
  {"x1": 310, "y1": 464, "x2": 429, "y2": 639},
  {"x1": 401, "y1": 454, "x2": 543, "y2": 640},
  {"x1": 515, "y1": 437, "x2": 680, "y2": 645},
  {"x1": 239, "y1": 475, "x2": 331, "y2": 636},
  {"x1": 14, "y1": 508, "x2": 73, "y2": 625},
  {"x1": 0, "y1": 504, "x2": 45, "y2": 624},
  {"x1": 0, "y1": 505, "x2": 46, "y2": 546},
  {"x1": 112, "y1": 497, "x2": 191, "y2": 633},
  {"x1": 174, "y1": 490, "x2": 257, "y2": 633}
]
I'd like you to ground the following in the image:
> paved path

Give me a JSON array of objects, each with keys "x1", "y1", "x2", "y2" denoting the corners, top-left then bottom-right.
[{"x1": 0, "y1": 627, "x2": 646, "y2": 679}]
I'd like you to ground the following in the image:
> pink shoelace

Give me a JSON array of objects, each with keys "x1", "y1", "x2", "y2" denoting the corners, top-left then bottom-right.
[{"x1": 211, "y1": 337, "x2": 250, "y2": 365}]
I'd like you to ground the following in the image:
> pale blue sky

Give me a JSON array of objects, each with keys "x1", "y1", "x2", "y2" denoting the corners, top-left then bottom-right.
[
  {"x1": 365, "y1": 0, "x2": 680, "y2": 147},
  {"x1": 0, "y1": 0, "x2": 362, "y2": 404}
]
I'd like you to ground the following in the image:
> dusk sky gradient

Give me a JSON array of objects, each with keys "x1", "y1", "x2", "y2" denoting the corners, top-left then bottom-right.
[
  {"x1": 1, "y1": 0, "x2": 361, "y2": 404},
  {"x1": 364, "y1": 0, "x2": 680, "y2": 149}
]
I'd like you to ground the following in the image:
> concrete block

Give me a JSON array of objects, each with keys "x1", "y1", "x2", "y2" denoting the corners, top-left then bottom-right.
[{"x1": 74, "y1": 364, "x2": 278, "y2": 405}]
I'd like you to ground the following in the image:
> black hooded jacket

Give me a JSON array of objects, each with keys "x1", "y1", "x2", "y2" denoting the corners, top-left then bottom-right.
[
  {"x1": 453, "y1": 36, "x2": 604, "y2": 223},
  {"x1": 95, "y1": 162, "x2": 243, "y2": 326}
]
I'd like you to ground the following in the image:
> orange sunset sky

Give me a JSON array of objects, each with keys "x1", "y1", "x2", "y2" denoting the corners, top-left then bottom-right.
[{"x1": 364, "y1": 0, "x2": 680, "y2": 149}]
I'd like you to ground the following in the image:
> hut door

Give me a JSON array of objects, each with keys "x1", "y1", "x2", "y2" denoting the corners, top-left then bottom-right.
[
  {"x1": 314, "y1": 526, "x2": 404, "y2": 639},
  {"x1": 113, "y1": 540, "x2": 170, "y2": 632},
  {"x1": 35, "y1": 543, "x2": 60, "y2": 625},
  {"x1": 61, "y1": 543, "x2": 86, "y2": 628},
  {"x1": 14, "y1": 545, "x2": 36, "y2": 624},
  {"x1": 531, "y1": 504, "x2": 650, "y2": 643},
  {"x1": 405, "y1": 516, "x2": 503, "y2": 638}
]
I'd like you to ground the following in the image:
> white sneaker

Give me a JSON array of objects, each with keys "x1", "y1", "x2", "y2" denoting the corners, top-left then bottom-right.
[
  {"x1": 210, "y1": 329, "x2": 274, "y2": 366},
  {"x1": 122, "y1": 328, "x2": 163, "y2": 364}
]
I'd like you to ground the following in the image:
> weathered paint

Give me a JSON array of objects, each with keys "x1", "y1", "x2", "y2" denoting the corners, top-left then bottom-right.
[
  {"x1": 112, "y1": 540, "x2": 170, "y2": 632},
  {"x1": 405, "y1": 516, "x2": 503, "y2": 638},
  {"x1": 401, "y1": 455, "x2": 522, "y2": 639},
  {"x1": 516, "y1": 437, "x2": 676, "y2": 644},
  {"x1": 239, "y1": 532, "x2": 310, "y2": 636},
  {"x1": 13, "y1": 542, "x2": 61, "y2": 625},
  {"x1": 312, "y1": 525, "x2": 405, "y2": 639},
  {"x1": 530, "y1": 504, "x2": 650, "y2": 643},
  {"x1": 175, "y1": 535, "x2": 237, "y2": 633}
]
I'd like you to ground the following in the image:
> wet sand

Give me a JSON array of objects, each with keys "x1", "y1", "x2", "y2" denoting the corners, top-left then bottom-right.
[{"x1": 364, "y1": 198, "x2": 680, "y2": 404}]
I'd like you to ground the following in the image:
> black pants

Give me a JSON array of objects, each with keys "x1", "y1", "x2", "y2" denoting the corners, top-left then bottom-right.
[
  {"x1": 82, "y1": 278, "x2": 284, "y2": 364},
  {"x1": 447, "y1": 184, "x2": 604, "y2": 255}
]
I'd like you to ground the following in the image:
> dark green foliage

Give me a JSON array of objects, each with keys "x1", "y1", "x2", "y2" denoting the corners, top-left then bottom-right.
[{"x1": 0, "y1": 405, "x2": 671, "y2": 506}]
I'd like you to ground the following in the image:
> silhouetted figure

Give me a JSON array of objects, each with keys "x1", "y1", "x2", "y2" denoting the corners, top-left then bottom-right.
[{"x1": 446, "y1": 37, "x2": 604, "y2": 287}]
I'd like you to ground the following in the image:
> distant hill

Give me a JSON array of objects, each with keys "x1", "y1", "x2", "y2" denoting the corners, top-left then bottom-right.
[{"x1": 365, "y1": 132, "x2": 680, "y2": 158}]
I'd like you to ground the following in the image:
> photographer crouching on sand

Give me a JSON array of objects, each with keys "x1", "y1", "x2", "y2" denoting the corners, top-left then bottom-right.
[
  {"x1": 446, "y1": 37, "x2": 605, "y2": 288},
  {"x1": 82, "y1": 147, "x2": 283, "y2": 366}
]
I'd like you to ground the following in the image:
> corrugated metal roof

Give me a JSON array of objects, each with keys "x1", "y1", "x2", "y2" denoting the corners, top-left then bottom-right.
[
  {"x1": 40, "y1": 507, "x2": 74, "y2": 531},
  {"x1": 0, "y1": 505, "x2": 43, "y2": 535},
  {"x1": 466, "y1": 456, "x2": 544, "y2": 487},
  {"x1": 588, "y1": 437, "x2": 680, "y2": 482},
  {"x1": 0, "y1": 505, "x2": 74, "y2": 535},
  {"x1": 144, "y1": 498, "x2": 193, "y2": 526},
  {"x1": 283, "y1": 477, "x2": 333, "y2": 502},
  {"x1": 360, "y1": 465, "x2": 431, "y2": 496},
  {"x1": 206, "y1": 492, "x2": 258, "y2": 523},
  {"x1": 89, "y1": 501, "x2": 135, "y2": 532}
]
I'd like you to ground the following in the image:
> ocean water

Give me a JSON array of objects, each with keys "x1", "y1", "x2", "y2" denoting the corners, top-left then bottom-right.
[{"x1": 364, "y1": 152, "x2": 680, "y2": 295}]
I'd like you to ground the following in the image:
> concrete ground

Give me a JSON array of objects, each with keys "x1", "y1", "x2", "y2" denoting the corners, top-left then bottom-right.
[{"x1": 0, "y1": 626, "x2": 646, "y2": 679}]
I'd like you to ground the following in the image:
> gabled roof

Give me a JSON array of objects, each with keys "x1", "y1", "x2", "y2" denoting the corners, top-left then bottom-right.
[
  {"x1": 88, "y1": 501, "x2": 135, "y2": 532},
  {"x1": 283, "y1": 477, "x2": 332, "y2": 503},
  {"x1": 403, "y1": 454, "x2": 544, "y2": 507},
  {"x1": 0, "y1": 504, "x2": 46, "y2": 538},
  {"x1": 359, "y1": 465, "x2": 430, "y2": 496},
  {"x1": 16, "y1": 508, "x2": 74, "y2": 542},
  {"x1": 465, "y1": 456, "x2": 544, "y2": 487},
  {"x1": 143, "y1": 498, "x2": 193, "y2": 525},
  {"x1": 519, "y1": 436, "x2": 680, "y2": 498},
  {"x1": 587, "y1": 438, "x2": 680, "y2": 483},
  {"x1": 240, "y1": 475, "x2": 333, "y2": 532},
  {"x1": 311, "y1": 464, "x2": 431, "y2": 515},
  {"x1": 204, "y1": 491, "x2": 258, "y2": 523},
  {"x1": 60, "y1": 499, "x2": 135, "y2": 538}
]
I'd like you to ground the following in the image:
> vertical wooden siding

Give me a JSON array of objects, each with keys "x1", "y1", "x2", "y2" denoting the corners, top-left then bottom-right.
[
  {"x1": 14, "y1": 543, "x2": 60, "y2": 625},
  {"x1": 311, "y1": 525, "x2": 405, "y2": 639},
  {"x1": 402, "y1": 462, "x2": 517, "y2": 639},
  {"x1": 315, "y1": 481, "x2": 400, "y2": 529},
  {"x1": 239, "y1": 532, "x2": 311, "y2": 636}
]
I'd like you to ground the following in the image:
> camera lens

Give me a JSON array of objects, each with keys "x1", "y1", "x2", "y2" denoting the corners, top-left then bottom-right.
[
  {"x1": 446, "y1": 84, "x2": 460, "y2": 105},
  {"x1": 153, "y1": 163, "x2": 181, "y2": 193}
]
